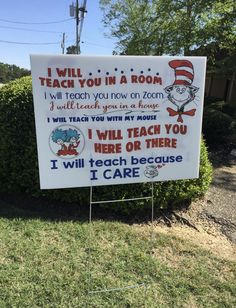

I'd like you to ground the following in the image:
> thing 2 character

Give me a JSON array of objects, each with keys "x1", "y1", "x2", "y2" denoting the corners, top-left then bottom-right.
[{"x1": 51, "y1": 128, "x2": 68, "y2": 156}]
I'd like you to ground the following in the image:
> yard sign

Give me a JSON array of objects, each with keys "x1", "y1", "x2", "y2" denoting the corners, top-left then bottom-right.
[{"x1": 30, "y1": 55, "x2": 206, "y2": 189}]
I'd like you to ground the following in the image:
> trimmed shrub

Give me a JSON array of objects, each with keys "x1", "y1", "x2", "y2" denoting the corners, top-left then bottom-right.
[
  {"x1": 0, "y1": 77, "x2": 212, "y2": 214},
  {"x1": 203, "y1": 108, "x2": 234, "y2": 146},
  {"x1": 96, "y1": 138, "x2": 212, "y2": 214},
  {"x1": 203, "y1": 97, "x2": 236, "y2": 148},
  {"x1": 0, "y1": 77, "x2": 89, "y2": 204},
  {"x1": 204, "y1": 96, "x2": 222, "y2": 106},
  {"x1": 206, "y1": 101, "x2": 225, "y2": 112},
  {"x1": 0, "y1": 77, "x2": 36, "y2": 193},
  {"x1": 222, "y1": 103, "x2": 236, "y2": 118},
  {"x1": 204, "y1": 99, "x2": 236, "y2": 118}
]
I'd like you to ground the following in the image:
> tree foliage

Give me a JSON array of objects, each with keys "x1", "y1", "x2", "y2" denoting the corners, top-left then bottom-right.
[
  {"x1": 0, "y1": 63, "x2": 30, "y2": 84},
  {"x1": 100, "y1": 0, "x2": 236, "y2": 61},
  {"x1": 66, "y1": 45, "x2": 79, "y2": 54}
]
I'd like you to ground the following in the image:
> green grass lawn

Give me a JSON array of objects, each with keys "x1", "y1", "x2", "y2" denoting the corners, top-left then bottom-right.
[{"x1": 0, "y1": 201, "x2": 236, "y2": 307}]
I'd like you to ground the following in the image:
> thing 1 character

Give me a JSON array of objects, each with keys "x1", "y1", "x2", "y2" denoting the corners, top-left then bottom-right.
[
  {"x1": 51, "y1": 128, "x2": 68, "y2": 156},
  {"x1": 66, "y1": 128, "x2": 80, "y2": 155}
]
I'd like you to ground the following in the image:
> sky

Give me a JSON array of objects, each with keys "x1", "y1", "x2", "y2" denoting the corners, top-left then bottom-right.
[{"x1": 0, "y1": 0, "x2": 116, "y2": 69}]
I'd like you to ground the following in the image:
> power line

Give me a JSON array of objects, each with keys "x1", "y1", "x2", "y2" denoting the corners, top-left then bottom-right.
[
  {"x1": 0, "y1": 39, "x2": 61, "y2": 45},
  {"x1": 0, "y1": 25, "x2": 62, "y2": 34},
  {"x1": 0, "y1": 17, "x2": 73, "y2": 25},
  {"x1": 81, "y1": 40, "x2": 114, "y2": 50},
  {"x1": 0, "y1": 38, "x2": 114, "y2": 50},
  {"x1": 63, "y1": 37, "x2": 114, "y2": 50}
]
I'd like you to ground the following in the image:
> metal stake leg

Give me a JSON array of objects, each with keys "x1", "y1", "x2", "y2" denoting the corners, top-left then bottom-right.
[
  {"x1": 86, "y1": 184, "x2": 155, "y2": 297},
  {"x1": 86, "y1": 186, "x2": 93, "y2": 303}
]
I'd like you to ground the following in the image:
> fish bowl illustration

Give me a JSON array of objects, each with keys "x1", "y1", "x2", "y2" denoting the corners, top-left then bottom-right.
[{"x1": 144, "y1": 165, "x2": 159, "y2": 178}]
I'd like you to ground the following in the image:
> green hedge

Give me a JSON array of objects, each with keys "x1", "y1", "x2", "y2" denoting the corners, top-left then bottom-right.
[
  {"x1": 0, "y1": 77, "x2": 212, "y2": 213},
  {"x1": 203, "y1": 97, "x2": 235, "y2": 147},
  {"x1": 97, "y1": 138, "x2": 212, "y2": 213},
  {"x1": 204, "y1": 96, "x2": 223, "y2": 106}
]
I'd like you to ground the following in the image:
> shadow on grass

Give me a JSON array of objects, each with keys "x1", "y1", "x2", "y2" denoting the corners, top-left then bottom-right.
[{"x1": 0, "y1": 193, "x2": 154, "y2": 224}]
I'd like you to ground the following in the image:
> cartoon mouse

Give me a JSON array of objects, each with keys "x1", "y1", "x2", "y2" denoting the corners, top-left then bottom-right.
[{"x1": 165, "y1": 60, "x2": 199, "y2": 123}]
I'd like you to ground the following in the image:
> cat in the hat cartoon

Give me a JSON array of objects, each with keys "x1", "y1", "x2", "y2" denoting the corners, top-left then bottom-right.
[{"x1": 165, "y1": 60, "x2": 199, "y2": 123}]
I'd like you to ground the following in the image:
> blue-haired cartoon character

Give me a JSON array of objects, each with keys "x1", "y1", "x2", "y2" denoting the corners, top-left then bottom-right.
[
  {"x1": 66, "y1": 129, "x2": 80, "y2": 155},
  {"x1": 51, "y1": 128, "x2": 68, "y2": 156}
]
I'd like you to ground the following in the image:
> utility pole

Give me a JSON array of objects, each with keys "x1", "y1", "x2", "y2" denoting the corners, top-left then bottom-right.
[
  {"x1": 76, "y1": 0, "x2": 79, "y2": 54},
  {"x1": 61, "y1": 32, "x2": 65, "y2": 54},
  {"x1": 70, "y1": 1, "x2": 87, "y2": 54}
]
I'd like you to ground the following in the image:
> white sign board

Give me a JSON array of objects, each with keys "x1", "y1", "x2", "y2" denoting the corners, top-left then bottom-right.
[{"x1": 30, "y1": 55, "x2": 206, "y2": 189}]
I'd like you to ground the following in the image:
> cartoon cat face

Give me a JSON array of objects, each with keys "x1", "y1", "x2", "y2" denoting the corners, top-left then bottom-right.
[{"x1": 165, "y1": 85, "x2": 199, "y2": 107}]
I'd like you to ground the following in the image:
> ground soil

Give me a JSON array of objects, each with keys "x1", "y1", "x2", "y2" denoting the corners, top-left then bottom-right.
[{"x1": 154, "y1": 149, "x2": 236, "y2": 262}]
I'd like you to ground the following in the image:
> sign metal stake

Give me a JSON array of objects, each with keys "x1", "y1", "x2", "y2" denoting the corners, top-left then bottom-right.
[{"x1": 86, "y1": 183, "x2": 155, "y2": 298}]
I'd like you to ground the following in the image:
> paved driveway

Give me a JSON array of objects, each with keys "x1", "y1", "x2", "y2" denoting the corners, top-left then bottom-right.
[{"x1": 204, "y1": 153, "x2": 236, "y2": 242}]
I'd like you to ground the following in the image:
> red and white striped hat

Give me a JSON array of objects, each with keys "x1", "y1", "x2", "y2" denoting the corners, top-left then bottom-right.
[{"x1": 169, "y1": 60, "x2": 194, "y2": 86}]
